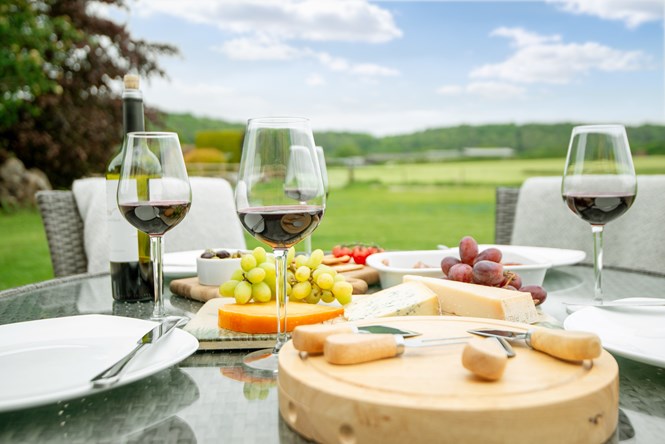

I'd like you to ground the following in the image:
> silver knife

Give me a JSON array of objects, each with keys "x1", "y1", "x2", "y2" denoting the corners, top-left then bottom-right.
[
  {"x1": 292, "y1": 324, "x2": 420, "y2": 354},
  {"x1": 563, "y1": 299, "x2": 665, "y2": 308},
  {"x1": 91, "y1": 316, "x2": 188, "y2": 388}
]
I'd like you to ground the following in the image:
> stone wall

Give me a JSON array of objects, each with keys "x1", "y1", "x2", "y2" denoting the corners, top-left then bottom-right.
[{"x1": 0, "y1": 157, "x2": 52, "y2": 209}]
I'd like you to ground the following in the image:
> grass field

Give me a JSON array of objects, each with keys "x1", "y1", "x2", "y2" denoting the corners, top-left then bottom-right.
[{"x1": 2, "y1": 155, "x2": 665, "y2": 291}]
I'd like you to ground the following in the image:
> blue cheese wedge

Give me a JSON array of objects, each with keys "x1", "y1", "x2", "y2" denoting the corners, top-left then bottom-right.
[
  {"x1": 403, "y1": 275, "x2": 538, "y2": 324},
  {"x1": 343, "y1": 281, "x2": 441, "y2": 321}
]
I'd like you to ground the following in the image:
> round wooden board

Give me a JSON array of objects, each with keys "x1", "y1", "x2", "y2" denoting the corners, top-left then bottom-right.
[{"x1": 278, "y1": 316, "x2": 618, "y2": 444}]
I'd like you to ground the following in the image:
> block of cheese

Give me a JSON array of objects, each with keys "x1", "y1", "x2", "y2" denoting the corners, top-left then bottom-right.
[
  {"x1": 343, "y1": 281, "x2": 441, "y2": 321},
  {"x1": 219, "y1": 302, "x2": 344, "y2": 334},
  {"x1": 403, "y1": 275, "x2": 538, "y2": 324}
]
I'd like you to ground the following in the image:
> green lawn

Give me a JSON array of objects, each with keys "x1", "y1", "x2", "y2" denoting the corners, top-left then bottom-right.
[{"x1": 3, "y1": 155, "x2": 665, "y2": 291}]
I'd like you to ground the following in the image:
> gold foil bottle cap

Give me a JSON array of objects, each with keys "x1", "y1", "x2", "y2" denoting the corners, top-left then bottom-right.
[{"x1": 123, "y1": 74, "x2": 140, "y2": 90}]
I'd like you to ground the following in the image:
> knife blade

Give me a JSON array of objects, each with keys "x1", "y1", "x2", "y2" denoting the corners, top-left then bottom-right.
[
  {"x1": 323, "y1": 333, "x2": 470, "y2": 365},
  {"x1": 91, "y1": 316, "x2": 188, "y2": 388},
  {"x1": 291, "y1": 324, "x2": 420, "y2": 355},
  {"x1": 468, "y1": 327, "x2": 602, "y2": 361}
]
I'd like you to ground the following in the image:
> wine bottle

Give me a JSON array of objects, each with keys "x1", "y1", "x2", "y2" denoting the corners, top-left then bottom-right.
[{"x1": 105, "y1": 74, "x2": 153, "y2": 301}]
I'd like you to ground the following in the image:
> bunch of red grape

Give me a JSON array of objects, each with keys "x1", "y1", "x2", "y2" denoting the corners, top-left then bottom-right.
[{"x1": 441, "y1": 236, "x2": 547, "y2": 306}]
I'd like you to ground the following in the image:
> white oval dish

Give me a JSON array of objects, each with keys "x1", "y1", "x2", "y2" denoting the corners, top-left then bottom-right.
[
  {"x1": 366, "y1": 249, "x2": 551, "y2": 289},
  {"x1": 197, "y1": 256, "x2": 242, "y2": 286}
]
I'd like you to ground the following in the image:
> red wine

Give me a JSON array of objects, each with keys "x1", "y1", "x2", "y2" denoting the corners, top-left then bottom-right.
[
  {"x1": 563, "y1": 193, "x2": 635, "y2": 225},
  {"x1": 238, "y1": 205, "x2": 324, "y2": 248},
  {"x1": 120, "y1": 201, "x2": 191, "y2": 235}
]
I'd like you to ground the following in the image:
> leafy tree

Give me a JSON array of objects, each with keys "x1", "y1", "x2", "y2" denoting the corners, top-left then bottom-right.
[{"x1": 0, "y1": 0, "x2": 177, "y2": 188}]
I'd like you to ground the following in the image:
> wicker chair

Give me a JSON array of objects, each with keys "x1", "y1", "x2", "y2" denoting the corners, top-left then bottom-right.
[
  {"x1": 494, "y1": 187, "x2": 520, "y2": 245},
  {"x1": 36, "y1": 190, "x2": 88, "y2": 277}
]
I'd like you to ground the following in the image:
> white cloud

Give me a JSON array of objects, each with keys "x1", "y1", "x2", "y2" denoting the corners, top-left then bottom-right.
[
  {"x1": 131, "y1": 0, "x2": 402, "y2": 43},
  {"x1": 547, "y1": 0, "x2": 664, "y2": 28},
  {"x1": 306, "y1": 73, "x2": 326, "y2": 87},
  {"x1": 436, "y1": 82, "x2": 525, "y2": 99},
  {"x1": 470, "y1": 27, "x2": 651, "y2": 84},
  {"x1": 214, "y1": 37, "x2": 400, "y2": 77}
]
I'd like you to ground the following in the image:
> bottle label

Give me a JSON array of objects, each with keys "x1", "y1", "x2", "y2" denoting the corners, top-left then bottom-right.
[{"x1": 106, "y1": 179, "x2": 139, "y2": 262}]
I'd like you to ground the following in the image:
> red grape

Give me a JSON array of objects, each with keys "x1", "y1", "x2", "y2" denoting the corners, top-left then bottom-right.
[
  {"x1": 448, "y1": 263, "x2": 473, "y2": 283},
  {"x1": 521, "y1": 285, "x2": 547, "y2": 306},
  {"x1": 459, "y1": 236, "x2": 479, "y2": 265},
  {"x1": 474, "y1": 248, "x2": 502, "y2": 264},
  {"x1": 472, "y1": 260, "x2": 504, "y2": 286},
  {"x1": 501, "y1": 271, "x2": 522, "y2": 290},
  {"x1": 441, "y1": 256, "x2": 461, "y2": 276}
]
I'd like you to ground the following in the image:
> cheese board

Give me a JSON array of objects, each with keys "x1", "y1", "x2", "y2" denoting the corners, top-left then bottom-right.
[{"x1": 278, "y1": 316, "x2": 619, "y2": 444}]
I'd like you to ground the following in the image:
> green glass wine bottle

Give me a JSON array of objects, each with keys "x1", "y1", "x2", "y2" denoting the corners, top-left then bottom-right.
[{"x1": 105, "y1": 74, "x2": 153, "y2": 301}]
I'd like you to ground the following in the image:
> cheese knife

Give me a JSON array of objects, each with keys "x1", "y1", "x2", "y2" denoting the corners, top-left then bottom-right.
[
  {"x1": 91, "y1": 316, "x2": 188, "y2": 388},
  {"x1": 322, "y1": 333, "x2": 471, "y2": 365},
  {"x1": 292, "y1": 324, "x2": 421, "y2": 354},
  {"x1": 468, "y1": 327, "x2": 602, "y2": 361}
]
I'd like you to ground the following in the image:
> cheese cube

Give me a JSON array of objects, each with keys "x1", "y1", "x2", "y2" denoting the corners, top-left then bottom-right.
[
  {"x1": 403, "y1": 275, "x2": 538, "y2": 324},
  {"x1": 343, "y1": 282, "x2": 441, "y2": 321}
]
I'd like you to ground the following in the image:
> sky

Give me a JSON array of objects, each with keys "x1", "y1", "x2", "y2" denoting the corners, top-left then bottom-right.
[{"x1": 98, "y1": 0, "x2": 664, "y2": 136}]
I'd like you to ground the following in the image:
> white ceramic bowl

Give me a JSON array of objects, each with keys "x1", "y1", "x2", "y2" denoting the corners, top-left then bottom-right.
[
  {"x1": 196, "y1": 256, "x2": 242, "y2": 286},
  {"x1": 366, "y1": 249, "x2": 551, "y2": 289}
]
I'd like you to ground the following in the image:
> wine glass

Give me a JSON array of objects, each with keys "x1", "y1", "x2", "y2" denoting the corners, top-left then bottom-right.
[
  {"x1": 117, "y1": 132, "x2": 192, "y2": 320},
  {"x1": 303, "y1": 146, "x2": 329, "y2": 255},
  {"x1": 562, "y1": 125, "x2": 637, "y2": 304},
  {"x1": 235, "y1": 117, "x2": 326, "y2": 373}
]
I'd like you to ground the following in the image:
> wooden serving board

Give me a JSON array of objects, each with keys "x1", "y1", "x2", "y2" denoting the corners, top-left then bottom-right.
[{"x1": 278, "y1": 316, "x2": 619, "y2": 444}]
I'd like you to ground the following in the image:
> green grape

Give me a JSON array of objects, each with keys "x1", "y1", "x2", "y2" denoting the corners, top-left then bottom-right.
[
  {"x1": 321, "y1": 290, "x2": 335, "y2": 303},
  {"x1": 259, "y1": 262, "x2": 276, "y2": 280},
  {"x1": 230, "y1": 269, "x2": 245, "y2": 281},
  {"x1": 295, "y1": 265, "x2": 311, "y2": 282},
  {"x1": 312, "y1": 265, "x2": 333, "y2": 281},
  {"x1": 246, "y1": 267, "x2": 266, "y2": 284},
  {"x1": 234, "y1": 281, "x2": 252, "y2": 304},
  {"x1": 291, "y1": 281, "x2": 312, "y2": 300},
  {"x1": 252, "y1": 281, "x2": 272, "y2": 302},
  {"x1": 294, "y1": 254, "x2": 308, "y2": 269},
  {"x1": 219, "y1": 279, "x2": 240, "y2": 297},
  {"x1": 286, "y1": 270, "x2": 296, "y2": 285},
  {"x1": 252, "y1": 246, "x2": 267, "y2": 264},
  {"x1": 307, "y1": 249, "x2": 325, "y2": 269},
  {"x1": 332, "y1": 281, "x2": 353, "y2": 305},
  {"x1": 286, "y1": 247, "x2": 296, "y2": 265},
  {"x1": 305, "y1": 285, "x2": 322, "y2": 304},
  {"x1": 240, "y1": 254, "x2": 257, "y2": 272},
  {"x1": 316, "y1": 272, "x2": 334, "y2": 290},
  {"x1": 285, "y1": 282, "x2": 292, "y2": 296},
  {"x1": 265, "y1": 254, "x2": 276, "y2": 264},
  {"x1": 333, "y1": 274, "x2": 345, "y2": 282}
]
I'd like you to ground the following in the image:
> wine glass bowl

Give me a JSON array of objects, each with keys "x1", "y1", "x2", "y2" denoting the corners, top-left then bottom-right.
[
  {"x1": 562, "y1": 125, "x2": 637, "y2": 303},
  {"x1": 235, "y1": 117, "x2": 326, "y2": 373},
  {"x1": 117, "y1": 132, "x2": 191, "y2": 320}
]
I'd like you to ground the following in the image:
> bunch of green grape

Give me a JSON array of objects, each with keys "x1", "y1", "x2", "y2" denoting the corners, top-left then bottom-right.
[
  {"x1": 219, "y1": 247, "x2": 354, "y2": 306},
  {"x1": 287, "y1": 248, "x2": 354, "y2": 306}
]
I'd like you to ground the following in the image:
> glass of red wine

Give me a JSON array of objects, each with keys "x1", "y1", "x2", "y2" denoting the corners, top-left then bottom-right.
[
  {"x1": 562, "y1": 125, "x2": 636, "y2": 304},
  {"x1": 235, "y1": 117, "x2": 326, "y2": 373},
  {"x1": 117, "y1": 132, "x2": 192, "y2": 320}
]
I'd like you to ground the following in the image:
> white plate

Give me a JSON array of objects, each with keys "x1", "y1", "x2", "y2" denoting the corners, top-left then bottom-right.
[
  {"x1": 164, "y1": 248, "x2": 242, "y2": 278},
  {"x1": 0, "y1": 314, "x2": 198, "y2": 412},
  {"x1": 437, "y1": 244, "x2": 586, "y2": 268},
  {"x1": 564, "y1": 298, "x2": 665, "y2": 368}
]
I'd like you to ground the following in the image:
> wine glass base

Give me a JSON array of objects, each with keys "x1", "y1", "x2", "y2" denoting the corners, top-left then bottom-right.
[{"x1": 242, "y1": 348, "x2": 279, "y2": 375}]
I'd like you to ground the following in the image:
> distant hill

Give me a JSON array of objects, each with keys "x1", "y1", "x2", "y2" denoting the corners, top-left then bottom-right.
[{"x1": 156, "y1": 112, "x2": 665, "y2": 158}]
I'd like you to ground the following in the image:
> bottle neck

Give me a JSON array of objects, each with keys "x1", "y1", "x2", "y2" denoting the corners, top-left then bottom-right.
[{"x1": 122, "y1": 90, "x2": 145, "y2": 135}]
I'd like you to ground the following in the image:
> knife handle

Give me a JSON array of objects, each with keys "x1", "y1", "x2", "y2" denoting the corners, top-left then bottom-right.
[
  {"x1": 528, "y1": 328, "x2": 602, "y2": 361},
  {"x1": 292, "y1": 324, "x2": 359, "y2": 354},
  {"x1": 324, "y1": 334, "x2": 403, "y2": 365}
]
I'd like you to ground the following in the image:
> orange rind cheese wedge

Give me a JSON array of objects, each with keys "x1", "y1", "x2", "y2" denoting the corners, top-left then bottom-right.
[{"x1": 218, "y1": 302, "x2": 344, "y2": 334}]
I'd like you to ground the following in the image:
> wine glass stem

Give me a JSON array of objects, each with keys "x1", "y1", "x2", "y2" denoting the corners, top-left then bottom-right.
[
  {"x1": 303, "y1": 235, "x2": 312, "y2": 256},
  {"x1": 150, "y1": 235, "x2": 165, "y2": 319},
  {"x1": 273, "y1": 248, "x2": 289, "y2": 353},
  {"x1": 591, "y1": 225, "x2": 604, "y2": 304}
]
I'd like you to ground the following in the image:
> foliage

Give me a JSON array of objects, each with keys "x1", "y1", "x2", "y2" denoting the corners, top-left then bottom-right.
[
  {"x1": 183, "y1": 147, "x2": 227, "y2": 164},
  {"x1": 158, "y1": 112, "x2": 244, "y2": 144},
  {"x1": 0, "y1": 0, "x2": 177, "y2": 188},
  {"x1": 194, "y1": 129, "x2": 244, "y2": 163}
]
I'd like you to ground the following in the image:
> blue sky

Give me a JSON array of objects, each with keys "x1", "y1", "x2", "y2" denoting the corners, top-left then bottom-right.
[{"x1": 99, "y1": 0, "x2": 664, "y2": 135}]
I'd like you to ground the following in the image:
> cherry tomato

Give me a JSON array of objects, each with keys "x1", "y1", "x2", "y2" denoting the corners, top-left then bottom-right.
[
  {"x1": 332, "y1": 245, "x2": 352, "y2": 258},
  {"x1": 351, "y1": 245, "x2": 371, "y2": 265}
]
